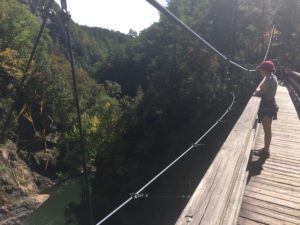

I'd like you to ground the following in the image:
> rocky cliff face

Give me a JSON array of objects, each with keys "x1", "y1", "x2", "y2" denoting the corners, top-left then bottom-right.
[{"x1": 0, "y1": 140, "x2": 54, "y2": 225}]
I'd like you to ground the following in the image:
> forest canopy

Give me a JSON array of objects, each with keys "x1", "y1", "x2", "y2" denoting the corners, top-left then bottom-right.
[{"x1": 0, "y1": 0, "x2": 300, "y2": 224}]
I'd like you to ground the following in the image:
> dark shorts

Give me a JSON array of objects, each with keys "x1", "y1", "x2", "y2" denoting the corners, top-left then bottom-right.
[{"x1": 258, "y1": 100, "x2": 279, "y2": 122}]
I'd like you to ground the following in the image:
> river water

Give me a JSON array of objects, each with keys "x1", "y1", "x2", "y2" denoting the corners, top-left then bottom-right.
[
  {"x1": 23, "y1": 103, "x2": 241, "y2": 225},
  {"x1": 24, "y1": 178, "x2": 83, "y2": 225}
]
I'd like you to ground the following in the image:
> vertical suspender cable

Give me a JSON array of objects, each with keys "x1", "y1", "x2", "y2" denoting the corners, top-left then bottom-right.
[
  {"x1": 260, "y1": 0, "x2": 266, "y2": 56},
  {"x1": 263, "y1": 25, "x2": 275, "y2": 61},
  {"x1": 60, "y1": 1, "x2": 93, "y2": 224},
  {"x1": 1, "y1": 0, "x2": 54, "y2": 140}
]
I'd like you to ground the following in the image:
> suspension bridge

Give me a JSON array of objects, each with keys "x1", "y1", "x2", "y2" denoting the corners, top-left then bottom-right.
[
  {"x1": 96, "y1": 1, "x2": 300, "y2": 224},
  {"x1": 175, "y1": 73, "x2": 300, "y2": 225},
  {"x1": 4, "y1": 0, "x2": 300, "y2": 224}
]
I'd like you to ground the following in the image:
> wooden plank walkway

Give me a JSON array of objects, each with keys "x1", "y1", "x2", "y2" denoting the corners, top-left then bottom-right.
[{"x1": 238, "y1": 85, "x2": 300, "y2": 225}]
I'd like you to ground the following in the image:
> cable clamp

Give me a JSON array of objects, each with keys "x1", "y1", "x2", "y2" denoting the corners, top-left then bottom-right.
[
  {"x1": 192, "y1": 143, "x2": 204, "y2": 148},
  {"x1": 225, "y1": 57, "x2": 230, "y2": 65},
  {"x1": 130, "y1": 193, "x2": 143, "y2": 199},
  {"x1": 217, "y1": 119, "x2": 224, "y2": 123}
]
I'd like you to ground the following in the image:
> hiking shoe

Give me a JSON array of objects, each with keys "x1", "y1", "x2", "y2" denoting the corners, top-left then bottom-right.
[{"x1": 253, "y1": 149, "x2": 270, "y2": 158}]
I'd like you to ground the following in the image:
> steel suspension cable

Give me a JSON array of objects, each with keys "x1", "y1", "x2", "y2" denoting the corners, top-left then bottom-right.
[
  {"x1": 146, "y1": 0, "x2": 278, "y2": 73},
  {"x1": 95, "y1": 2, "x2": 276, "y2": 224},
  {"x1": 95, "y1": 2, "x2": 278, "y2": 224},
  {"x1": 95, "y1": 93, "x2": 235, "y2": 225},
  {"x1": 146, "y1": 0, "x2": 254, "y2": 72},
  {"x1": 60, "y1": 1, "x2": 93, "y2": 224}
]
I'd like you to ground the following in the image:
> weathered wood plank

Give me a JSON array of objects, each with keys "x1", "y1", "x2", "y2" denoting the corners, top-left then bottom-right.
[
  {"x1": 222, "y1": 129, "x2": 255, "y2": 225},
  {"x1": 242, "y1": 196, "x2": 300, "y2": 218},
  {"x1": 241, "y1": 203, "x2": 300, "y2": 224},
  {"x1": 262, "y1": 164, "x2": 300, "y2": 177},
  {"x1": 251, "y1": 176, "x2": 300, "y2": 192},
  {"x1": 257, "y1": 175, "x2": 300, "y2": 188},
  {"x1": 262, "y1": 167, "x2": 300, "y2": 179},
  {"x1": 266, "y1": 156, "x2": 300, "y2": 166},
  {"x1": 176, "y1": 95, "x2": 261, "y2": 225},
  {"x1": 260, "y1": 170, "x2": 300, "y2": 184},
  {"x1": 263, "y1": 161, "x2": 300, "y2": 173},
  {"x1": 239, "y1": 85, "x2": 300, "y2": 225},
  {"x1": 248, "y1": 180, "x2": 300, "y2": 198},
  {"x1": 239, "y1": 209, "x2": 295, "y2": 225},
  {"x1": 245, "y1": 186, "x2": 300, "y2": 204},
  {"x1": 237, "y1": 217, "x2": 264, "y2": 225}
]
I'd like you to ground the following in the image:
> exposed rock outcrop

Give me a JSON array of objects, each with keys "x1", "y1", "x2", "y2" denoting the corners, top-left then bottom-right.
[{"x1": 0, "y1": 140, "x2": 54, "y2": 225}]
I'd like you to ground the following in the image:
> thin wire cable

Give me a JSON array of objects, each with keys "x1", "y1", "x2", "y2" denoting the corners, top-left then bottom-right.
[
  {"x1": 96, "y1": 197, "x2": 133, "y2": 225},
  {"x1": 82, "y1": 2, "x2": 275, "y2": 224},
  {"x1": 146, "y1": 0, "x2": 227, "y2": 60},
  {"x1": 146, "y1": 0, "x2": 253, "y2": 72},
  {"x1": 140, "y1": 194, "x2": 191, "y2": 199},
  {"x1": 60, "y1": 1, "x2": 93, "y2": 224},
  {"x1": 263, "y1": 25, "x2": 275, "y2": 61},
  {"x1": 96, "y1": 93, "x2": 235, "y2": 225},
  {"x1": 228, "y1": 60, "x2": 249, "y2": 72}
]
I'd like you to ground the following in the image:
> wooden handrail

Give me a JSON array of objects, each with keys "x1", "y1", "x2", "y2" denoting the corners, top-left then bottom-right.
[
  {"x1": 288, "y1": 71, "x2": 300, "y2": 93},
  {"x1": 176, "y1": 96, "x2": 261, "y2": 225},
  {"x1": 286, "y1": 71, "x2": 300, "y2": 114},
  {"x1": 290, "y1": 71, "x2": 300, "y2": 79}
]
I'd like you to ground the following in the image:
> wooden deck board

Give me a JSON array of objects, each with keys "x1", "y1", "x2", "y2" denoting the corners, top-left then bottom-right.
[{"x1": 238, "y1": 85, "x2": 300, "y2": 224}]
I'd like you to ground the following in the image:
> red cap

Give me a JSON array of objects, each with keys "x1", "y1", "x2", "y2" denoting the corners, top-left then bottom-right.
[{"x1": 256, "y1": 60, "x2": 275, "y2": 72}]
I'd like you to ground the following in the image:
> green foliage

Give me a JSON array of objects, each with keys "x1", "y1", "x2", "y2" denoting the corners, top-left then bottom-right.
[
  {"x1": 1, "y1": 0, "x2": 300, "y2": 221},
  {"x1": 0, "y1": 162, "x2": 9, "y2": 174},
  {"x1": 0, "y1": 0, "x2": 40, "y2": 59}
]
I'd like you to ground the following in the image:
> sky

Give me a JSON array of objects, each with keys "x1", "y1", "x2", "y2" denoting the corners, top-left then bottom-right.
[{"x1": 54, "y1": 0, "x2": 168, "y2": 34}]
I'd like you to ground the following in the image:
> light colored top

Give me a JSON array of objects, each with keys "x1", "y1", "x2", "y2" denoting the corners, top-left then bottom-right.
[{"x1": 255, "y1": 74, "x2": 278, "y2": 101}]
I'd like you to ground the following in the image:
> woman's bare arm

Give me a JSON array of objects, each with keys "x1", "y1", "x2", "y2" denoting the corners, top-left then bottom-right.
[{"x1": 254, "y1": 77, "x2": 269, "y2": 96}]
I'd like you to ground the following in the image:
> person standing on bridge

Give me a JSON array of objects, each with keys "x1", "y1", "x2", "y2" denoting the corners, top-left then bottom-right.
[{"x1": 254, "y1": 60, "x2": 278, "y2": 158}]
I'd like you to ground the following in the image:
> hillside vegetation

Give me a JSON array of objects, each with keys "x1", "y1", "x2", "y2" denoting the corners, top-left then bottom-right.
[{"x1": 0, "y1": 0, "x2": 299, "y2": 224}]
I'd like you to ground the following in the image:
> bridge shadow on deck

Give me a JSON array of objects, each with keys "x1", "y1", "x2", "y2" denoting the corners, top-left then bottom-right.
[
  {"x1": 238, "y1": 84, "x2": 300, "y2": 225},
  {"x1": 247, "y1": 154, "x2": 267, "y2": 183}
]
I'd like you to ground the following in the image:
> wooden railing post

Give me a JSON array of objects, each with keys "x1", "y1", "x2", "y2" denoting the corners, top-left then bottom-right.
[{"x1": 286, "y1": 71, "x2": 300, "y2": 115}]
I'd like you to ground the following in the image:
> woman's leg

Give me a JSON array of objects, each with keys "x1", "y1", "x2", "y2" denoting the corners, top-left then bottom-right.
[{"x1": 261, "y1": 116, "x2": 273, "y2": 152}]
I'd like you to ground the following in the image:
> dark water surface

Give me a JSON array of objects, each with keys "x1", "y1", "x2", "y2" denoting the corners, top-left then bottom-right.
[
  {"x1": 24, "y1": 103, "x2": 242, "y2": 225},
  {"x1": 24, "y1": 178, "x2": 82, "y2": 225}
]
